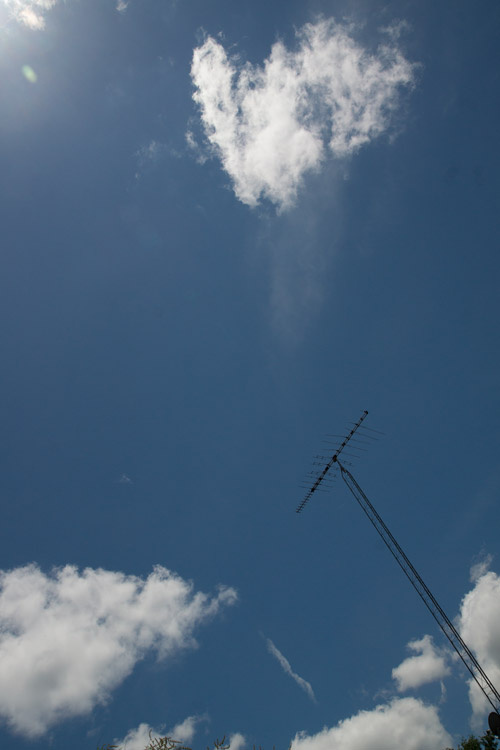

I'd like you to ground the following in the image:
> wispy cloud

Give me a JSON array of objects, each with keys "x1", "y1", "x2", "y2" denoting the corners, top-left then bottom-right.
[
  {"x1": 470, "y1": 552, "x2": 494, "y2": 583},
  {"x1": 1, "y1": 0, "x2": 58, "y2": 29},
  {"x1": 1, "y1": 0, "x2": 131, "y2": 28},
  {"x1": 265, "y1": 637, "x2": 316, "y2": 702},
  {"x1": 191, "y1": 19, "x2": 415, "y2": 210},
  {"x1": 134, "y1": 139, "x2": 182, "y2": 180},
  {"x1": 392, "y1": 635, "x2": 451, "y2": 692},
  {"x1": 0, "y1": 564, "x2": 237, "y2": 737}
]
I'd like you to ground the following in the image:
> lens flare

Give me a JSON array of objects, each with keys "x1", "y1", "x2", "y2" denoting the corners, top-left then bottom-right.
[{"x1": 21, "y1": 65, "x2": 37, "y2": 83}]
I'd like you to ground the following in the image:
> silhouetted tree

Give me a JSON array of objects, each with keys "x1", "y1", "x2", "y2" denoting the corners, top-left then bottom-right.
[
  {"x1": 445, "y1": 731, "x2": 499, "y2": 750},
  {"x1": 98, "y1": 732, "x2": 230, "y2": 750}
]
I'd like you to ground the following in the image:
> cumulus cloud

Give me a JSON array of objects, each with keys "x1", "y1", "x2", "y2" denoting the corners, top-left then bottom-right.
[
  {"x1": 288, "y1": 561, "x2": 500, "y2": 746},
  {"x1": 0, "y1": 564, "x2": 237, "y2": 738},
  {"x1": 120, "y1": 715, "x2": 205, "y2": 750},
  {"x1": 227, "y1": 733, "x2": 247, "y2": 750},
  {"x1": 391, "y1": 562, "x2": 500, "y2": 727},
  {"x1": 191, "y1": 19, "x2": 415, "y2": 210},
  {"x1": 121, "y1": 722, "x2": 164, "y2": 750},
  {"x1": 457, "y1": 567, "x2": 500, "y2": 724},
  {"x1": 169, "y1": 714, "x2": 207, "y2": 743},
  {"x1": 392, "y1": 635, "x2": 451, "y2": 692},
  {"x1": 291, "y1": 697, "x2": 452, "y2": 750},
  {"x1": 266, "y1": 637, "x2": 316, "y2": 702}
]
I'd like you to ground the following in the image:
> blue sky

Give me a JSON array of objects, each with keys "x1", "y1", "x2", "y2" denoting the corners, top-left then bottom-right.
[{"x1": 1, "y1": 1, "x2": 500, "y2": 749}]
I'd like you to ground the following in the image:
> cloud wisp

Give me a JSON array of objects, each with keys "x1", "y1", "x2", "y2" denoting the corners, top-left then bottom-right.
[
  {"x1": 266, "y1": 637, "x2": 316, "y2": 702},
  {"x1": 191, "y1": 19, "x2": 415, "y2": 210},
  {"x1": 0, "y1": 564, "x2": 237, "y2": 738},
  {"x1": 1, "y1": 0, "x2": 58, "y2": 29},
  {"x1": 392, "y1": 635, "x2": 451, "y2": 692},
  {"x1": 1, "y1": 0, "x2": 129, "y2": 28}
]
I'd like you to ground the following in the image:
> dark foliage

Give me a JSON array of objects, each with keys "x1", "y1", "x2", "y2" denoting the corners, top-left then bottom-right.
[{"x1": 445, "y1": 730, "x2": 499, "y2": 750}]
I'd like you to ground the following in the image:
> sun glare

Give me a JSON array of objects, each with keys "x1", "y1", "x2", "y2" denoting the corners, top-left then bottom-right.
[{"x1": 21, "y1": 64, "x2": 37, "y2": 82}]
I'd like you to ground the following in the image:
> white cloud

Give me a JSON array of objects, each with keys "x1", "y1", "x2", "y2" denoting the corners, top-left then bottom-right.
[
  {"x1": 286, "y1": 561, "x2": 500, "y2": 747},
  {"x1": 291, "y1": 697, "x2": 452, "y2": 750},
  {"x1": 1, "y1": 0, "x2": 58, "y2": 29},
  {"x1": 121, "y1": 722, "x2": 160, "y2": 750},
  {"x1": 392, "y1": 635, "x2": 451, "y2": 692},
  {"x1": 227, "y1": 732, "x2": 247, "y2": 750},
  {"x1": 1, "y1": 0, "x2": 131, "y2": 27},
  {"x1": 191, "y1": 19, "x2": 415, "y2": 210},
  {"x1": 120, "y1": 724, "x2": 245, "y2": 750},
  {"x1": 168, "y1": 714, "x2": 206, "y2": 744},
  {"x1": 391, "y1": 561, "x2": 500, "y2": 728},
  {"x1": 120, "y1": 715, "x2": 205, "y2": 750},
  {"x1": 0, "y1": 564, "x2": 237, "y2": 738},
  {"x1": 266, "y1": 637, "x2": 316, "y2": 702},
  {"x1": 457, "y1": 567, "x2": 500, "y2": 724}
]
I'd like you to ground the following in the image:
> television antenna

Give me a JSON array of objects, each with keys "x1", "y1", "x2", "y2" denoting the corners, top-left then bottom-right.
[
  {"x1": 296, "y1": 409, "x2": 369, "y2": 513},
  {"x1": 297, "y1": 410, "x2": 500, "y2": 737}
]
